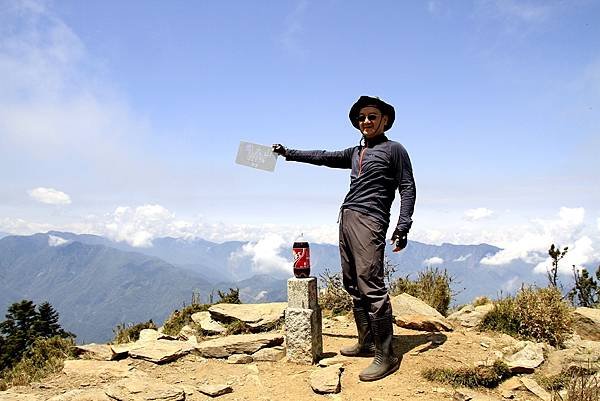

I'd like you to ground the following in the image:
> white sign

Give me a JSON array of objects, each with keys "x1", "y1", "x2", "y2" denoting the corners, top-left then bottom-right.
[{"x1": 235, "y1": 141, "x2": 278, "y2": 172}]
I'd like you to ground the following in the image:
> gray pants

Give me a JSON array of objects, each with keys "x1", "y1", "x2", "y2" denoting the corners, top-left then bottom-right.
[{"x1": 339, "y1": 208, "x2": 391, "y2": 318}]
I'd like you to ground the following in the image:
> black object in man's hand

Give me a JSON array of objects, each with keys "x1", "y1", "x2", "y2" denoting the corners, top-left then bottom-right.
[
  {"x1": 272, "y1": 144, "x2": 287, "y2": 156},
  {"x1": 390, "y1": 228, "x2": 408, "y2": 252}
]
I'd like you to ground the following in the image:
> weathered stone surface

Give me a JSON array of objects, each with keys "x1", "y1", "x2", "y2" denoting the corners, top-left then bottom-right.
[
  {"x1": 287, "y1": 277, "x2": 318, "y2": 309},
  {"x1": 572, "y1": 307, "x2": 600, "y2": 341},
  {"x1": 197, "y1": 384, "x2": 233, "y2": 397},
  {"x1": 447, "y1": 304, "x2": 495, "y2": 328},
  {"x1": 252, "y1": 346, "x2": 286, "y2": 362},
  {"x1": 178, "y1": 324, "x2": 196, "y2": 341},
  {"x1": 47, "y1": 389, "x2": 111, "y2": 401},
  {"x1": 318, "y1": 355, "x2": 351, "y2": 367},
  {"x1": 62, "y1": 360, "x2": 132, "y2": 378},
  {"x1": 128, "y1": 339, "x2": 195, "y2": 364},
  {"x1": 520, "y1": 377, "x2": 551, "y2": 401},
  {"x1": 74, "y1": 343, "x2": 114, "y2": 361},
  {"x1": 227, "y1": 354, "x2": 254, "y2": 364},
  {"x1": 110, "y1": 342, "x2": 145, "y2": 359},
  {"x1": 0, "y1": 392, "x2": 41, "y2": 401},
  {"x1": 285, "y1": 307, "x2": 322, "y2": 364},
  {"x1": 192, "y1": 311, "x2": 227, "y2": 334},
  {"x1": 538, "y1": 338, "x2": 600, "y2": 377},
  {"x1": 503, "y1": 341, "x2": 544, "y2": 373},
  {"x1": 499, "y1": 377, "x2": 525, "y2": 392},
  {"x1": 208, "y1": 302, "x2": 287, "y2": 330},
  {"x1": 310, "y1": 363, "x2": 343, "y2": 394},
  {"x1": 138, "y1": 329, "x2": 160, "y2": 342},
  {"x1": 105, "y1": 377, "x2": 185, "y2": 401},
  {"x1": 391, "y1": 293, "x2": 453, "y2": 332},
  {"x1": 194, "y1": 332, "x2": 284, "y2": 358}
]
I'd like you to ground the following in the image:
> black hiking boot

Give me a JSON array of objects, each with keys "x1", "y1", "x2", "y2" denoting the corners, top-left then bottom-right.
[
  {"x1": 358, "y1": 313, "x2": 399, "y2": 381},
  {"x1": 340, "y1": 307, "x2": 376, "y2": 357}
]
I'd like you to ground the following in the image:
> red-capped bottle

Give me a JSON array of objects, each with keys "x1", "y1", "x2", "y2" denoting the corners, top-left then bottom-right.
[{"x1": 292, "y1": 235, "x2": 310, "y2": 278}]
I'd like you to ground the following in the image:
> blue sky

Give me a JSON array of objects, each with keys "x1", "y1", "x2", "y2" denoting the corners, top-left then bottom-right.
[{"x1": 1, "y1": 0, "x2": 599, "y2": 274}]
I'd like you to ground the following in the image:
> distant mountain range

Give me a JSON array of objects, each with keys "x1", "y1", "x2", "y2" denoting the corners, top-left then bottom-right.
[{"x1": 0, "y1": 231, "x2": 549, "y2": 343}]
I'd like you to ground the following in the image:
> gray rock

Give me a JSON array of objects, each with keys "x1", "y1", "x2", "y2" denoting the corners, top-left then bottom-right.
[
  {"x1": 128, "y1": 339, "x2": 195, "y2": 364},
  {"x1": 197, "y1": 384, "x2": 233, "y2": 397},
  {"x1": 285, "y1": 307, "x2": 323, "y2": 364},
  {"x1": 318, "y1": 355, "x2": 351, "y2": 367},
  {"x1": 208, "y1": 302, "x2": 287, "y2": 330},
  {"x1": 538, "y1": 338, "x2": 600, "y2": 377},
  {"x1": 177, "y1": 324, "x2": 197, "y2": 341},
  {"x1": 391, "y1": 293, "x2": 453, "y2": 332},
  {"x1": 74, "y1": 343, "x2": 114, "y2": 361},
  {"x1": 287, "y1": 277, "x2": 318, "y2": 309},
  {"x1": 138, "y1": 329, "x2": 160, "y2": 342},
  {"x1": 572, "y1": 307, "x2": 600, "y2": 341},
  {"x1": 310, "y1": 363, "x2": 343, "y2": 394},
  {"x1": 227, "y1": 354, "x2": 254, "y2": 364},
  {"x1": 447, "y1": 304, "x2": 495, "y2": 328},
  {"x1": 194, "y1": 332, "x2": 284, "y2": 358},
  {"x1": 105, "y1": 377, "x2": 185, "y2": 401},
  {"x1": 252, "y1": 346, "x2": 286, "y2": 362},
  {"x1": 503, "y1": 341, "x2": 544, "y2": 373},
  {"x1": 62, "y1": 360, "x2": 132, "y2": 378},
  {"x1": 192, "y1": 311, "x2": 227, "y2": 335}
]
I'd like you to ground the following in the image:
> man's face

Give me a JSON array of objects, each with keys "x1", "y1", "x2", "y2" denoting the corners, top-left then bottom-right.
[{"x1": 358, "y1": 106, "x2": 388, "y2": 139}]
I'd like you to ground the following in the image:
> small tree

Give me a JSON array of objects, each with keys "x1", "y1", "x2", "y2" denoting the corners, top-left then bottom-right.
[
  {"x1": 34, "y1": 302, "x2": 73, "y2": 339},
  {"x1": 568, "y1": 265, "x2": 600, "y2": 307},
  {"x1": 217, "y1": 288, "x2": 241, "y2": 304},
  {"x1": 0, "y1": 300, "x2": 39, "y2": 371},
  {"x1": 547, "y1": 244, "x2": 568, "y2": 289}
]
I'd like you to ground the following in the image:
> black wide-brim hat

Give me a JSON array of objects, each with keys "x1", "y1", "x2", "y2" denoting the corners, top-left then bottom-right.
[{"x1": 349, "y1": 95, "x2": 395, "y2": 131}]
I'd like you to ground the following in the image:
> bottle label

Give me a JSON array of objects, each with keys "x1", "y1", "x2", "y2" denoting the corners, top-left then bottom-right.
[{"x1": 292, "y1": 247, "x2": 310, "y2": 268}]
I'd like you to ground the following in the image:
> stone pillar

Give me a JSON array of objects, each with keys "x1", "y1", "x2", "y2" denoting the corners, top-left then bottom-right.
[{"x1": 285, "y1": 277, "x2": 323, "y2": 364}]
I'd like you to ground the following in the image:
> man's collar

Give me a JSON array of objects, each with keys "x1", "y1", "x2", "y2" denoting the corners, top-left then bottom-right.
[{"x1": 363, "y1": 134, "x2": 388, "y2": 147}]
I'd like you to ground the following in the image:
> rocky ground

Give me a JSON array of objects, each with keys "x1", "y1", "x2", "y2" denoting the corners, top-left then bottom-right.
[{"x1": 1, "y1": 298, "x2": 599, "y2": 401}]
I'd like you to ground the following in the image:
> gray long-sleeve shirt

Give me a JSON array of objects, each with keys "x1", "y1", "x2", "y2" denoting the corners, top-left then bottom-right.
[{"x1": 285, "y1": 134, "x2": 416, "y2": 233}]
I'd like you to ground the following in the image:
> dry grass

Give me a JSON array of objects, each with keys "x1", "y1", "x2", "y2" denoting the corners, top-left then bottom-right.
[
  {"x1": 0, "y1": 336, "x2": 75, "y2": 390},
  {"x1": 112, "y1": 320, "x2": 157, "y2": 344},
  {"x1": 421, "y1": 360, "x2": 511, "y2": 388},
  {"x1": 319, "y1": 269, "x2": 353, "y2": 316},
  {"x1": 162, "y1": 303, "x2": 210, "y2": 336},
  {"x1": 389, "y1": 267, "x2": 453, "y2": 316}
]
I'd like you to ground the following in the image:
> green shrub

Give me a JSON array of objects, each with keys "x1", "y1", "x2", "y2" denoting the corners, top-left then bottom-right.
[
  {"x1": 0, "y1": 336, "x2": 75, "y2": 390},
  {"x1": 162, "y1": 303, "x2": 210, "y2": 336},
  {"x1": 473, "y1": 296, "x2": 491, "y2": 307},
  {"x1": 318, "y1": 269, "x2": 353, "y2": 316},
  {"x1": 112, "y1": 320, "x2": 157, "y2": 344},
  {"x1": 480, "y1": 286, "x2": 572, "y2": 346},
  {"x1": 389, "y1": 267, "x2": 453, "y2": 316},
  {"x1": 422, "y1": 360, "x2": 511, "y2": 388}
]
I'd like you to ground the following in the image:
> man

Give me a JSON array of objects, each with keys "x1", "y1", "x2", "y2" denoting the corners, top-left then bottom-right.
[{"x1": 273, "y1": 95, "x2": 416, "y2": 381}]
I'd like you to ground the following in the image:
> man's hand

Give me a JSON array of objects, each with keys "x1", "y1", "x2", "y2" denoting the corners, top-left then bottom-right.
[
  {"x1": 390, "y1": 228, "x2": 408, "y2": 252},
  {"x1": 272, "y1": 144, "x2": 287, "y2": 156}
]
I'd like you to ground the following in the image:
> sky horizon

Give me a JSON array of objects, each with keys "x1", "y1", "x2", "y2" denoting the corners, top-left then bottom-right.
[{"x1": 1, "y1": 0, "x2": 599, "y2": 276}]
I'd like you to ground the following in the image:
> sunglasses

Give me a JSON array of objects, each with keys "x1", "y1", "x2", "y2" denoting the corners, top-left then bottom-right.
[{"x1": 357, "y1": 113, "x2": 380, "y2": 122}]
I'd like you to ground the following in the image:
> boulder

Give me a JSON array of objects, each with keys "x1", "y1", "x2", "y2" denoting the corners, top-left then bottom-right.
[
  {"x1": 177, "y1": 324, "x2": 197, "y2": 341},
  {"x1": 502, "y1": 341, "x2": 544, "y2": 373},
  {"x1": 251, "y1": 346, "x2": 286, "y2": 362},
  {"x1": 191, "y1": 311, "x2": 226, "y2": 335},
  {"x1": 138, "y1": 329, "x2": 160, "y2": 342},
  {"x1": 208, "y1": 302, "x2": 287, "y2": 330},
  {"x1": 310, "y1": 363, "x2": 343, "y2": 394},
  {"x1": 197, "y1": 384, "x2": 233, "y2": 397},
  {"x1": 391, "y1": 293, "x2": 453, "y2": 332},
  {"x1": 105, "y1": 377, "x2": 185, "y2": 401},
  {"x1": 194, "y1": 332, "x2": 284, "y2": 358},
  {"x1": 538, "y1": 337, "x2": 600, "y2": 377},
  {"x1": 74, "y1": 343, "x2": 114, "y2": 361},
  {"x1": 62, "y1": 360, "x2": 132, "y2": 378},
  {"x1": 227, "y1": 354, "x2": 254, "y2": 364},
  {"x1": 520, "y1": 377, "x2": 551, "y2": 401},
  {"x1": 47, "y1": 389, "x2": 112, "y2": 401},
  {"x1": 572, "y1": 307, "x2": 600, "y2": 341},
  {"x1": 127, "y1": 339, "x2": 195, "y2": 364},
  {"x1": 447, "y1": 303, "x2": 494, "y2": 328},
  {"x1": 318, "y1": 355, "x2": 351, "y2": 367}
]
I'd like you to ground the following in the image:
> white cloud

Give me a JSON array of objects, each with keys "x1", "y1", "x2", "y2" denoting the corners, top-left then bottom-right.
[
  {"x1": 481, "y1": 207, "x2": 597, "y2": 268},
  {"x1": 464, "y1": 208, "x2": 494, "y2": 221},
  {"x1": 48, "y1": 234, "x2": 69, "y2": 247},
  {"x1": 423, "y1": 256, "x2": 444, "y2": 266},
  {"x1": 28, "y1": 187, "x2": 71, "y2": 205},
  {"x1": 453, "y1": 254, "x2": 472, "y2": 262},
  {"x1": 229, "y1": 233, "x2": 290, "y2": 275},
  {"x1": 533, "y1": 236, "x2": 599, "y2": 275},
  {"x1": 597, "y1": 217, "x2": 600, "y2": 231},
  {"x1": 502, "y1": 276, "x2": 521, "y2": 293},
  {"x1": 476, "y1": 0, "x2": 560, "y2": 24}
]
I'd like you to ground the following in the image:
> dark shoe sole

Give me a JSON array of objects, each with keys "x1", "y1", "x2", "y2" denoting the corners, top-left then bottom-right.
[
  {"x1": 340, "y1": 349, "x2": 376, "y2": 357},
  {"x1": 358, "y1": 359, "x2": 400, "y2": 382}
]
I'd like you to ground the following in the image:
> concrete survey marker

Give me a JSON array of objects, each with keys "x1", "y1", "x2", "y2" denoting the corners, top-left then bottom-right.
[{"x1": 235, "y1": 141, "x2": 278, "y2": 172}]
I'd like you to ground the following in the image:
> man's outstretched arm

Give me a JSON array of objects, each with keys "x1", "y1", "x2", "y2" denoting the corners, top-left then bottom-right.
[{"x1": 273, "y1": 144, "x2": 353, "y2": 169}]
